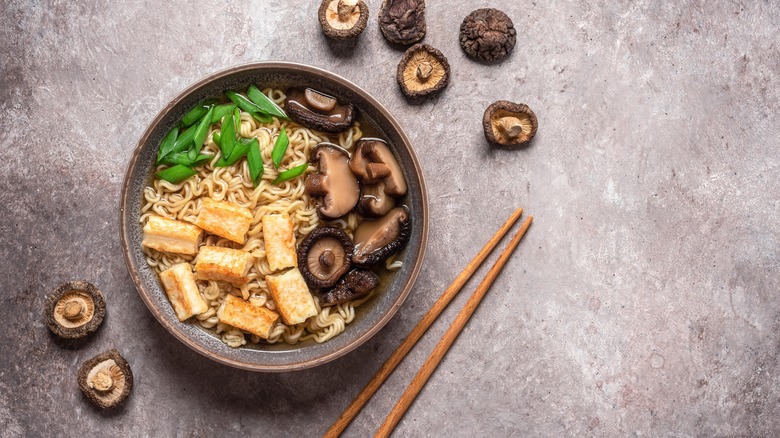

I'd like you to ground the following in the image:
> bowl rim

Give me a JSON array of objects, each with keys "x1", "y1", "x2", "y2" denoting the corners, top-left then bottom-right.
[{"x1": 119, "y1": 61, "x2": 428, "y2": 372}]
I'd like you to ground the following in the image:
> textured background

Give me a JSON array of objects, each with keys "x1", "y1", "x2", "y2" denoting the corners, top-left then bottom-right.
[{"x1": 1, "y1": 1, "x2": 779, "y2": 436}]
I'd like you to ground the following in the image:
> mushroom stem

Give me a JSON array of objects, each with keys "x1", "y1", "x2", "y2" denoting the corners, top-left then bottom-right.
[
  {"x1": 497, "y1": 116, "x2": 523, "y2": 138},
  {"x1": 337, "y1": 0, "x2": 358, "y2": 21},
  {"x1": 416, "y1": 61, "x2": 433, "y2": 81},
  {"x1": 319, "y1": 250, "x2": 336, "y2": 268},
  {"x1": 63, "y1": 300, "x2": 84, "y2": 320},
  {"x1": 91, "y1": 370, "x2": 115, "y2": 392}
]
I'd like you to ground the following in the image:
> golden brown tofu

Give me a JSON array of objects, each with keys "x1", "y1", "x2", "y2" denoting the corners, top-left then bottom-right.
[
  {"x1": 194, "y1": 246, "x2": 253, "y2": 285},
  {"x1": 266, "y1": 268, "x2": 318, "y2": 325},
  {"x1": 217, "y1": 294, "x2": 279, "y2": 339},
  {"x1": 262, "y1": 214, "x2": 297, "y2": 272},
  {"x1": 159, "y1": 263, "x2": 208, "y2": 321},
  {"x1": 142, "y1": 215, "x2": 203, "y2": 255},
  {"x1": 194, "y1": 198, "x2": 253, "y2": 244}
]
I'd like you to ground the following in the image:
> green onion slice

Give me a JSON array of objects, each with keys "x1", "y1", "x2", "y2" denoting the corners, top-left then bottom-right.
[
  {"x1": 271, "y1": 127, "x2": 289, "y2": 169},
  {"x1": 247, "y1": 138, "x2": 264, "y2": 187},
  {"x1": 273, "y1": 163, "x2": 309, "y2": 184},
  {"x1": 172, "y1": 123, "x2": 197, "y2": 154},
  {"x1": 156, "y1": 127, "x2": 179, "y2": 164},
  {"x1": 157, "y1": 164, "x2": 197, "y2": 184},
  {"x1": 211, "y1": 103, "x2": 237, "y2": 123},
  {"x1": 160, "y1": 152, "x2": 213, "y2": 167},
  {"x1": 219, "y1": 111, "x2": 237, "y2": 158},
  {"x1": 181, "y1": 99, "x2": 217, "y2": 127},
  {"x1": 192, "y1": 106, "x2": 214, "y2": 155},
  {"x1": 215, "y1": 137, "x2": 254, "y2": 167},
  {"x1": 247, "y1": 85, "x2": 289, "y2": 120}
]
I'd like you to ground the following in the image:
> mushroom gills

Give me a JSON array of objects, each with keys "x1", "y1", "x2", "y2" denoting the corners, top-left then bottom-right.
[
  {"x1": 45, "y1": 280, "x2": 106, "y2": 340},
  {"x1": 320, "y1": 269, "x2": 380, "y2": 307},
  {"x1": 285, "y1": 88, "x2": 356, "y2": 133},
  {"x1": 297, "y1": 226, "x2": 354, "y2": 288},
  {"x1": 352, "y1": 206, "x2": 411, "y2": 265},
  {"x1": 53, "y1": 291, "x2": 95, "y2": 328},
  {"x1": 305, "y1": 143, "x2": 360, "y2": 219},
  {"x1": 319, "y1": 0, "x2": 369, "y2": 40},
  {"x1": 482, "y1": 101, "x2": 538, "y2": 146},
  {"x1": 77, "y1": 349, "x2": 133, "y2": 410},
  {"x1": 397, "y1": 44, "x2": 450, "y2": 98}
]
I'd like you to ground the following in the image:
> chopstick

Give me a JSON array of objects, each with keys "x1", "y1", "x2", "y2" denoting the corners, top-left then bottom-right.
[
  {"x1": 374, "y1": 215, "x2": 533, "y2": 437},
  {"x1": 324, "y1": 207, "x2": 525, "y2": 438}
]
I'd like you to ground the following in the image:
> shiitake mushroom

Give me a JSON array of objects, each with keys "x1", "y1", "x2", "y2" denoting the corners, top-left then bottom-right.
[
  {"x1": 285, "y1": 88, "x2": 356, "y2": 133},
  {"x1": 460, "y1": 8, "x2": 516, "y2": 62},
  {"x1": 379, "y1": 0, "x2": 426, "y2": 46},
  {"x1": 77, "y1": 349, "x2": 133, "y2": 410},
  {"x1": 396, "y1": 44, "x2": 450, "y2": 99},
  {"x1": 318, "y1": 0, "x2": 369, "y2": 40},
  {"x1": 352, "y1": 206, "x2": 411, "y2": 266},
  {"x1": 298, "y1": 226, "x2": 354, "y2": 289},
  {"x1": 319, "y1": 269, "x2": 380, "y2": 307},
  {"x1": 45, "y1": 280, "x2": 106, "y2": 340},
  {"x1": 482, "y1": 101, "x2": 538, "y2": 147}
]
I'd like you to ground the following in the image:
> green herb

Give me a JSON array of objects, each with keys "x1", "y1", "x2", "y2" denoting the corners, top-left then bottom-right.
[
  {"x1": 226, "y1": 91, "x2": 266, "y2": 116},
  {"x1": 215, "y1": 137, "x2": 254, "y2": 168},
  {"x1": 271, "y1": 127, "x2": 289, "y2": 169},
  {"x1": 233, "y1": 108, "x2": 241, "y2": 134},
  {"x1": 211, "y1": 103, "x2": 237, "y2": 123},
  {"x1": 251, "y1": 112, "x2": 273, "y2": 124},
  {"x1": 181, "y1": 99, "x2": 217, "y2": 127},
  {"x1": 156, "y1": 127, "x2": 179, "y2": 164},
  {"x1": 212, "y1": 131, "x2": 221, "y2": 146},
  {"x1": 247, "y1": 85, "x2": 289, "y2": 120},
  {"x1": 160, "y1": 152, "x2": 213, "y2": 167},
  {"x1": 172, "y1": 123, "x2": 197, "y2": 154},
  {"x1": 219, "y1": 111, "x2": 237, "y2": 158},
  {"x1": 247, "y1": 139, "x2": 263, "y2": 187},
  {"x1": 157, "y1": 164, "x2": 197, "y2": 183},
  {"x1": 192, "y1": 106, "x2": 214, "y2": 155},
  {"x1": 273, "y1": 163, "x2": 309, "y2": 184}
]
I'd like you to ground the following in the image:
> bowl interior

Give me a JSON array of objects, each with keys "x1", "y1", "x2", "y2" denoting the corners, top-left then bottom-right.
[{"x1": 120, "y1": 62, "x2": 428, "y2": 372}]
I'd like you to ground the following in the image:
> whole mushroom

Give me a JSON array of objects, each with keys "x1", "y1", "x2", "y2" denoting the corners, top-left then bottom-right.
[
  {"x1": 396, "y1": 44, "x2": 450, "y2": 99},
  {"x1": 318, "y1": 0, "x2": 369, "y2": 40},
  {"x1": 482, "y1": 101, "x2": 538, "y2": 147},
  {"x1": 379, "y1": 0, "x2": 426, "y2": 45},
  {"x1": 297, "y1": 226, "x2": 354, "y2": 289},
  {"x1": 285, "y1": 88, "x2": 356, "y2": 133},
  {"x1": 77, "y1": 349, "x2": 133, "y2": 410},
  {"x1": 305, "y1": 143, "x2": 360, "y2": 219},
  {"x1": 45, "y1": 280, "x2": 106, "y2": 340},
  {"x1": 352, "y1": 206, "x2": 411, "y2": 265},
  {"x1": 460, "y1": 8, "x2": 517, "y2": 62},
  {"x1": 350, "y1": 138, "x2": 408, "y2": 217}
]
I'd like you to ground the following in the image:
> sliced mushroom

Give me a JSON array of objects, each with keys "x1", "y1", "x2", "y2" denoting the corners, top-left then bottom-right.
[
  {"x1": 320, "y1": 268, "x2": 380, "y2": 306},
  {"x1": 460, "y1": 8, "x2": 516, "y2": 62},
  {"x1": 285, "y1": 88, "x2": 356, "y2": 133},
  {"x1": 350, "y1": 138, "x2": 407, "y2": 196},
  {"x1": 352, "y1": 206, "x2": 411, "y2": 265},
  {"x1": 356, "y1": 181, "x2": 396, "y2": 217},
  {"x1": 379, "y1": 0, "x2": 426, "y2": 45},
  {"x1": 77, "y1": 349, "x2": 133, "y2": 409},
  {"x1": 397, "y1": 44, "x2": 450, "y2": 99},
  {"x1": 318, "y1": 0, "x2": 369, "y2": 40},
  {"x1": 482, "y1": 101, "x2": 538, "y2": 147},
  {"x1": 305, "y1": 143, "x2": 360, "y2": 219},
  {"x1": 298, "y1": 226, "x2": 354, "y2": 288},
  {"x1": 45, "y1": 280, "x2": 106, "y2": 340}
]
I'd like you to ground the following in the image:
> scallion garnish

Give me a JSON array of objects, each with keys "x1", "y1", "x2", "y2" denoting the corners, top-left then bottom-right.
[
  {"x1": 156, "y1": 127, "x2": 179, "y2": 164},
  {"x1": 181, "y1": 99, "x2": 217, "y2": 127},
  {"x1": 247, "y1": 138, "x2": 264, "y2": 187},
  {"x1": 157, "y1": 164, "x2": 197, "y2": 183},
  {"x1": 247, "y1": 85, "x2": 289, "y2": 120},
  {"x1": 192, "y1": 106, "x2": 214, "y2": 155},
  {"x1": 211, "y1": 103, "x2": 237, "y2": 124},
  {"x1": 271, "y1": 127, "x2": 289, "y2": 169},
  {"x1": 273, "y1": 163, "x2": 309, "y2": 184}
]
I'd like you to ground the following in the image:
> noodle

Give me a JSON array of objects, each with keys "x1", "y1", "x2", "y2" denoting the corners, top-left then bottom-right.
[{"x1": 141, "y1": 88, "x2": 370, "y2": 346}]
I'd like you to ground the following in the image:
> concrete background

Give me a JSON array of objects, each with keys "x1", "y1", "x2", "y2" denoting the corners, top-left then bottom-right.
[{"x1": 1, "y1": 0, "x2": 779, "y2": 436}]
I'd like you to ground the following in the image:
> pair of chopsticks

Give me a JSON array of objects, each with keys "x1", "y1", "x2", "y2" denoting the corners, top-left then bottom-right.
[{"x1": 325, "y1": 207, "x2": 533, "y2": 437}]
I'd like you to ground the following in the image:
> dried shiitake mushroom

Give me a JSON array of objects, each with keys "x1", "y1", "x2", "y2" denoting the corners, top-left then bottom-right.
[
  {"x1": 460, "y1": 8, "x2": 516, "y2": 62},
  {"x1": 482, "y1": 101, "x2": 538, "y2": 146},
  {"x1": 396, "y1": 44, "x2": 450, "y2": 98},
  {"x1": 77, "y1": 349, "x2": 133, "y2": 409},
  {"x1": 379, "y1": 0, "x2": 426, "y2": 45},
  {"x1": 352, "y1": 206, "x2": 411, "y2": 265},
  {"x1": 298, "y1": 226, "x2": 354, "y2": 289},
  {"x1": 285, "y1": 88, "x2": 356, "y2": 133},
  {"x1": 45, "y1": 280, "x2": 106, "y2": 340},
  {"x1": 318, "y1": 0, "x2": 369, "y2": 40}
]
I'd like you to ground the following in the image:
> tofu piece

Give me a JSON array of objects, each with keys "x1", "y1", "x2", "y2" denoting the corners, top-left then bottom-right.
[
  {"x1": 262, "y1": 214, "x2": 297, "y2": 272},
  {"x1": 217, "y1": 294, "x2": 279, "y2": 339},
  {"x1": 266, "y1": 268, "x2": 318, "y2": 325},
  {"x1": 159, "y1": 263, "x2": 208, "y2": 321},
  {"x1": 194, "y1": 246, "x2": 253, "y2": 285},
  {"x1": 194, "y1": 198, "x2": 253, "y2": 244},
  {"x1": 142, "y1": 215, "x2": 203, "y2": 255}
]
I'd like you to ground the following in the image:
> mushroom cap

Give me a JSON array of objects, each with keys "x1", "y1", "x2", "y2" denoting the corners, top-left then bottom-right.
[
  {"x1": 77, "y1": 349, "x2": 133, "y2": 409},
  {"x1": 352, "y1": 206, "x2": 411, "y2": 265},
  {"x1": 350, "y1": 139, "x2": 407, "y2": 197},
  {"x1": 319, "y1": 268, "x2": 380, "y2": 307},
  {"x1": 298, "y1": 226, "x2": 354, "y2": 288},
  {"x1": 305, "y1": 143, "x2": 360, "y2": 219},
  {"x1": 460, "y1": 8, "x2": 516, "y2": 62},
  {"x1": 356, "y1": 182, "x2": 396, "y2": 218},
  {"x1": 379, "y1": 0, "x2": 426, "y2": 45},
  {"x1": 396, "y1": 43, "x2": 450, "y2": 99},
  {"x1": 44, "y1": 280, "x2": 106, "y2": 340},
  {"x1": 318, "y1": 0, "x2": 369, "y2": 40},
  {"x1": 482, "y1": 101, "x2": 538, "y2": 146},
  {"x1": 285, "y1": 88, "x2": 356, "y2": 133}
]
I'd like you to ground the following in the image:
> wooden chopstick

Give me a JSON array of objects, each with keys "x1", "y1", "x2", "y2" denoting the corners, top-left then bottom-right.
[
  {"x1": 375, "y1": 215, "x2": 533, "y2": 438},
  {"x1": 324, "y1": 208, "x2": 524, "y2": 438}
]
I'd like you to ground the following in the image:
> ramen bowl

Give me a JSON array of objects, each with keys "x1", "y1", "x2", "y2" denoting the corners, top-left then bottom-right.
[{"x1": 120, "y1": 62, "x2": 428, "y2": 372}]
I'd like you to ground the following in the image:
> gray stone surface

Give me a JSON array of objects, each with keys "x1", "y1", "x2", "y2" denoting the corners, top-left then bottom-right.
[{"x1": 1, "y1": 0, "x2": 779, "y2": 436}]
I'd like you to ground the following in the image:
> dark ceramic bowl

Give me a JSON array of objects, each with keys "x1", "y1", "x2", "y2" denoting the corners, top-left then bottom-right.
[{"x1": 120, "y1": 62, "x2": 428, "y2": 372}]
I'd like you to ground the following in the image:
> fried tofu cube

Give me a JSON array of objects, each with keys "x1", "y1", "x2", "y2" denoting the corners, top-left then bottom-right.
[
  {"x1": 159, "y1": 263, "x2": 208, "y2": 321},
  {"x1": 142, "y1": 215, "x2": 203, "y2": 255},
  {"x1": 266, "y1": 268, "x2": 318, "y2": 325},
  {"x1": 262, "y1": 214, "x2": 297, "y2": 272},
  {"x1": 194, "y1": 246, "x2": 253, "y2": 285},
  {"x1": 217, "y1": 294, "x2": 279, "y2": 339},
  {"x1": 194, "y1": 198, "x2": 253, "y2": 244}
]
